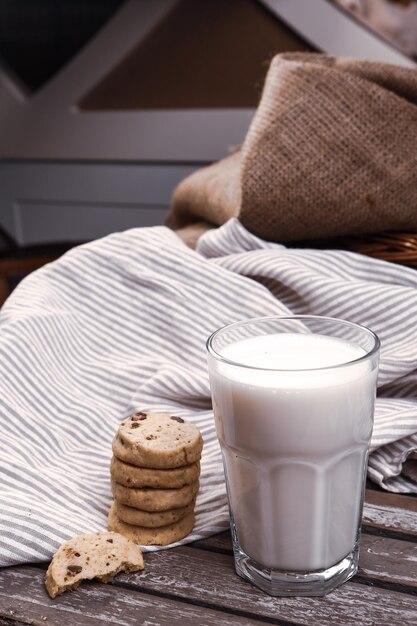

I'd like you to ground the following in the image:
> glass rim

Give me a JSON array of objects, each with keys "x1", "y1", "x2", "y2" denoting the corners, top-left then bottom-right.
[{"x1": 206, "y1": 315, "x2": 380, "y2": 373}]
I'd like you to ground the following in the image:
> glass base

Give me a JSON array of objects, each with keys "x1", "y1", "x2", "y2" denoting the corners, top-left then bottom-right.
[{"x1": 233, "y1": 543, "x2": 359, "y2": 597}]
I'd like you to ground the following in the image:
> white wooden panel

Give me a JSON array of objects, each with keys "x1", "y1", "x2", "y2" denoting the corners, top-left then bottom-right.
[
  {"x1": 0, "y1": 162, "x2": 199, "y2": 245},
  {"x1": 0, "y1": 0, "x2": 254, "y2": 162},
  {"x1": 15, "y1": 201, "x2": 169, "y2": 245}
]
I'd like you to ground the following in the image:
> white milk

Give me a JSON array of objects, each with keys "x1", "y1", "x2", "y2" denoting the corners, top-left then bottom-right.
[{"x1": 209, "y1": 333, "x2": 377, "y2": 571}]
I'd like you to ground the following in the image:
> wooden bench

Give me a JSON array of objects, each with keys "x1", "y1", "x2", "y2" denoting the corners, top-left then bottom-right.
[{"x1": 0, "y1": 488, "x2": 415, "y2": 626}]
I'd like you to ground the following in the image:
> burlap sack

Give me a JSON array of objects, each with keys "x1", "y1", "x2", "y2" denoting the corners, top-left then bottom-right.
[{"x1": 166, "y1": 53, "x2": 417, "y2": 243}]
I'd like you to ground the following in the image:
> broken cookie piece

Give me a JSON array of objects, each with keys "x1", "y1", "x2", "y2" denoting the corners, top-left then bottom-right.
[{"x1": 45, "y1": 531, "x2": 144, "y2": 598}]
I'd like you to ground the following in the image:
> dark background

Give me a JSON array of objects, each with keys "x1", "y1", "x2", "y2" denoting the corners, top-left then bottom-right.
[{"x1": 0, "y1": 0, "x2": 125, "y2": 91}]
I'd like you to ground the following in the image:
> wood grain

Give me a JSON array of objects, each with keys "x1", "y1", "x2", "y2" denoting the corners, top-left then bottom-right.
[
  {"x1": 358, "y1": 535, "x2": 417, "y2": 588},
  {"x1": 192, "y1": 531, "x2": 417, "y2": 589},
  {"x1": 0, "y1": 565, "x2": 268, "y2": 626},
  {"x1": 363, "y1": 490, "x2": 417, "y2": 537},
  {"x1": 116, "y1": 546, "x2": 417, "y2": 626},
  {"x1": 365, "y1": 489, "x2": 417, "y2": 512},
  {"x1": 1, "y1": 533, "x2": 416, "y2": 626}
]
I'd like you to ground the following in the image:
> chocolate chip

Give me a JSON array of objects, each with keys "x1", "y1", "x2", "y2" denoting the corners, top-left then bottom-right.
[
  {"x1": 132, "y1": 412, "x2": 147, "y2": 421},
  {"x1": 130, "y1": 423, "x2": 141, "y2": 429},
  {"x1": 171, "y1": 416, "x2": 184, "y2": 423},
  {"x1": 74, "y1": 552, "x2": 80, "y2": 557},
  {"x1": 67, "y1": 565, "x2": 82, "y2": 575},
  {"x1": 106, "y1": 539, "x2": 113, "y2": 543},
  {"x1": 146, "y1": 435, "x2": 157, "y2": 440}
]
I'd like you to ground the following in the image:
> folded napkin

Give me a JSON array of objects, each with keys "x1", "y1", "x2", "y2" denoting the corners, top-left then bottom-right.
[
  {"x1": 0, "y1": 219, "x2": 416, "y2": 566},
  {"x1": 167, "y1": 53, "x2": 417, "y2": 243}
]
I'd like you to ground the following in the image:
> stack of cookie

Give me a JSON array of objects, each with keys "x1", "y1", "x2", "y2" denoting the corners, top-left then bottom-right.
[{"x1": 108, "y1": 411, "x2": 203, "y2": 546}]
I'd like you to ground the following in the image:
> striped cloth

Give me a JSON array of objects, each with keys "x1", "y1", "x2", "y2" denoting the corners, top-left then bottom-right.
[{"x1": 0, "y1": 218, "x2": 416, "y2": 567}]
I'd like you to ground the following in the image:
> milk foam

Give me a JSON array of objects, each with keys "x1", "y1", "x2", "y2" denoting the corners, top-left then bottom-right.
[
  {"x1": 218, "y1": 333, "x2": 368, "y2": 389},
  {"x1": 221, "y1": 333, "x2": 365, "y2": 369}
]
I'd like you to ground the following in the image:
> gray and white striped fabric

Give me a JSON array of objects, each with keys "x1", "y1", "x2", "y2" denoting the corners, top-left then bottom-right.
[{"x1": 0, "y1": 218, "x2": 416, "y2": 567}]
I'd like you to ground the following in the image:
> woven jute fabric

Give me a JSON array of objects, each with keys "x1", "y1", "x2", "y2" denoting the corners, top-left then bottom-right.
[{"x1": 166, "y1": 53, "x2": 417, "y2": 243}]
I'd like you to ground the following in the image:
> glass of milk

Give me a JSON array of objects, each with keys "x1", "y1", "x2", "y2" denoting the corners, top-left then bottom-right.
[{"x1": 206, "y1": 315, "x2": 380, "y2": 596}]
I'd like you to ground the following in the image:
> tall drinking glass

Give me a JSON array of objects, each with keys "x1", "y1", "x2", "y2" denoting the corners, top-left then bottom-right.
[{"x1": 206, "y1": 316, "x2": 380, "y2": 596}]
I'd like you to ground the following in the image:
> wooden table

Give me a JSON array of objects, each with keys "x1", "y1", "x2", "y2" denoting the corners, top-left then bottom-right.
[{"x1": 0, "y1": 488, "x2": 416, "y2": 626}]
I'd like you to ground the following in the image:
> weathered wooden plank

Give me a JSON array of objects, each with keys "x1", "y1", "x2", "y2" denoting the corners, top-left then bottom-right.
[
  {"x1": 193, "y1": 531, "x2": 417, "y2": 589},
  {"x1": 193, "y1": 490, "x2": 417, "y2": 542},
  {"x1": 117, "y1": 546, "x2": 417, "y2": 626},
  {"x1": 363, "y1": 489, "x2": 417, "y2": 537},
  {"x1": 365, "y1": 490, "x2": 417, "y2": 512},
  {"x1": 193, "y1": 531, "x2": 232, "y2": 553},
  {"x1": 359, "y1": 534, "x2": 417, "y2": 588},
  {"x1": 0, "y1": 565, "x2": 274, "y2": 626}
]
